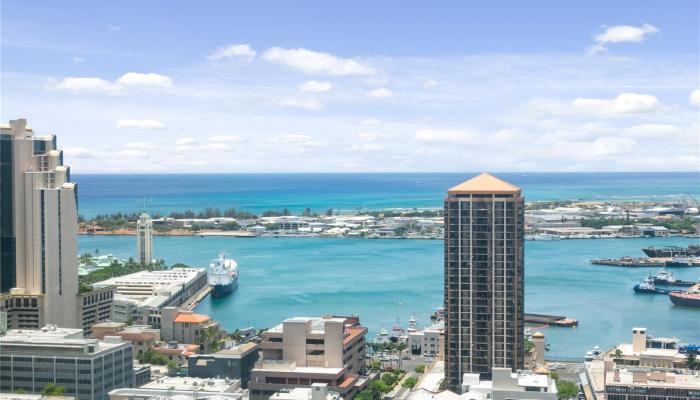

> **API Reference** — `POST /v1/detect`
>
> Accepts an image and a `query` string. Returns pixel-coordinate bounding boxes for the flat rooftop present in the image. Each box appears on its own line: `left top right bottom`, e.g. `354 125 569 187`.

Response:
606 368 700 389
142 376 240 392
5 326 83 339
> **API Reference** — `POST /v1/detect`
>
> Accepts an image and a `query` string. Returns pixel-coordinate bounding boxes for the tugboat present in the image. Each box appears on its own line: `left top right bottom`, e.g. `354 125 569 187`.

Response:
207 253 238 298
652 269 696 286
634 277 670 294
669 283 700 308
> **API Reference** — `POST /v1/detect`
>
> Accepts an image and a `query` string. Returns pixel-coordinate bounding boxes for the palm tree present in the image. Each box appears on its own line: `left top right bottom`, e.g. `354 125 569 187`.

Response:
687 351 697 370
396 342 408 369
230 329 244 343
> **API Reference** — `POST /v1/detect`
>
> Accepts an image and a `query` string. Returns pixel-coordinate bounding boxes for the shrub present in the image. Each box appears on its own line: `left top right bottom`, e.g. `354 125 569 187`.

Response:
414 365 426 373
402 377 418 389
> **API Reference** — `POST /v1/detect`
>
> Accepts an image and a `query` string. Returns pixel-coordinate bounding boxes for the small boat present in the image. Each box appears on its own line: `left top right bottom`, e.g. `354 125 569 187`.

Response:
430 306 445 321
634 277 670 294
652 269 696 286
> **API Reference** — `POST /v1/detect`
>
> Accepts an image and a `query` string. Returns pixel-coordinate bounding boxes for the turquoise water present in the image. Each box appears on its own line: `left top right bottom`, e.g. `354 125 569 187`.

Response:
78 235 700 358
73 172 700 217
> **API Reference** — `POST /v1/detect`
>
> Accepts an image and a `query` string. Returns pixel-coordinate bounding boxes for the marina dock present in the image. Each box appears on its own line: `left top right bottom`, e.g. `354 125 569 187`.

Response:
525 313 578 327
591 257 667 268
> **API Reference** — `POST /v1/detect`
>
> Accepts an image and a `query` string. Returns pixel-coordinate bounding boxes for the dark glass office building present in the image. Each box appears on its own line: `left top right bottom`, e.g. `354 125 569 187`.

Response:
444 173 525 389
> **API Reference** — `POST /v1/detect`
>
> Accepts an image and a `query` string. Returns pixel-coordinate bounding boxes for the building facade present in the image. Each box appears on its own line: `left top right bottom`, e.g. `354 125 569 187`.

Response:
79 286 116 336
188 342 260 388
136 213 153 265
0 119 80 328
0 326 134 400
444 173 525 388
249 316 368 400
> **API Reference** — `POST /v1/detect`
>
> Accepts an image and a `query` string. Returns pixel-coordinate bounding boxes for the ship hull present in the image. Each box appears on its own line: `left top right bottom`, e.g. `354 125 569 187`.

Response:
669 292 700 308
211 279 238 298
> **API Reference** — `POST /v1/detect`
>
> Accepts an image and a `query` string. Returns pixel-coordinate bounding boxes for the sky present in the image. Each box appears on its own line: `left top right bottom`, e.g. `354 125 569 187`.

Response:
2 1 699 173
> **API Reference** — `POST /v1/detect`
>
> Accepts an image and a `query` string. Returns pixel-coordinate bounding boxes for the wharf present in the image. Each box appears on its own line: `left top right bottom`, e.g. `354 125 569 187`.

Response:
525 313 578 327
590 256 667 268
183 285 212 310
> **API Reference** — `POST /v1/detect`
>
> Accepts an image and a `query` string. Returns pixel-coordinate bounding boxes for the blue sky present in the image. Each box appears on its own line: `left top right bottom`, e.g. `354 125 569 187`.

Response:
2 0 699 172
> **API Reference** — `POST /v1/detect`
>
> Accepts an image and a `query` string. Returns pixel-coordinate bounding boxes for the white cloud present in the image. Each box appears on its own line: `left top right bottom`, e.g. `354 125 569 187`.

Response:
124 141 158 150
423 79 438 88
263 47 375 76
203 143 234 151
108 25 121 32
367 88 392 98
414 129 477 145
63 147 95 159
117 149 147 157
269 134 325 147
116 72 173 88
73 57 85 63
50 77 119 94
209 135 245 143
275 97 323 110
587 24 659 54
690 89 700 106
175 137 195 145
572 93 661 116
299 80 333 93
208 44 257 61
357 132 393 141
625 124 679 138
349 143 383 152
589 136 637 157
116 119 166 129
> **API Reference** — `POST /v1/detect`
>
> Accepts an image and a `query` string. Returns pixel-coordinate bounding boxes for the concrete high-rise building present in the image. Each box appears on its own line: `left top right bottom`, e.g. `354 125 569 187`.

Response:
444 173 525 389
0 119 79 328
136 212 153 265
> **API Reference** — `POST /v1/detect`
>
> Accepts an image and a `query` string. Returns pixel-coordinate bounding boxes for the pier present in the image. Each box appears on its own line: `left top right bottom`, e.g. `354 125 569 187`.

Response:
183 285 213 310
525 313 578 327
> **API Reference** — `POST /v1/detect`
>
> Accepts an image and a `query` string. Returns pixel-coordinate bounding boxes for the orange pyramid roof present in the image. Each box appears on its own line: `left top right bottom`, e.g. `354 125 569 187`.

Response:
448 173 521 195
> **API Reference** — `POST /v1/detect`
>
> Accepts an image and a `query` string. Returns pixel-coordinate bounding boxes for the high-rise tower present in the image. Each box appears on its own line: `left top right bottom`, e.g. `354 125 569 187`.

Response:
0 119 79 328
136 212 153 265
443 172 524 389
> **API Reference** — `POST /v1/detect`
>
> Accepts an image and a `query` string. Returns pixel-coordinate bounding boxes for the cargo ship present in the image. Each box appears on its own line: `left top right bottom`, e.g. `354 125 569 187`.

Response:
207 253 238 298
642 245 700 258
669 283 700 308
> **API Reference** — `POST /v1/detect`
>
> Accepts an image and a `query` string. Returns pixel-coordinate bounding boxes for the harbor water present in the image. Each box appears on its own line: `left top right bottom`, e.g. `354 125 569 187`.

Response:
79 234 700 358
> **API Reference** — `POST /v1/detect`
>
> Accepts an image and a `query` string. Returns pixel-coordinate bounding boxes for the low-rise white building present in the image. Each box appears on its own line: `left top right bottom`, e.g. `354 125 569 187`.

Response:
109 376 243 400
270 383 342 400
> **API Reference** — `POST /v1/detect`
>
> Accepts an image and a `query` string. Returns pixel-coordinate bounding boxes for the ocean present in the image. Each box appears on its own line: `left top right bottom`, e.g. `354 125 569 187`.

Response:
74 172 700 358
73 172 700 217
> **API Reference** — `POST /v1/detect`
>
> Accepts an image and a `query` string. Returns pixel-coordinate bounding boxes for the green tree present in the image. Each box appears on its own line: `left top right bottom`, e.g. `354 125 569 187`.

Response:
555 379 579 400
687 351 698 370
42 383 66 396
167 360 180 375
396 342 407 369
614 349 623 359
414 365 426 373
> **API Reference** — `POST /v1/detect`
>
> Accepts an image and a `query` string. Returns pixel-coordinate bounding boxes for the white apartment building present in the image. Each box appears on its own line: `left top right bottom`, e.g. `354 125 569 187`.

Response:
408 320 444 357
136 213 153 265
0 119 79 329
460 368 558 400
270 383 342 400
250 316 368 400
